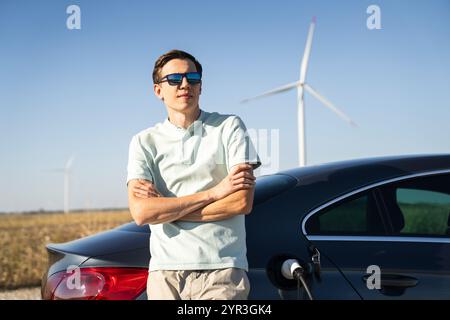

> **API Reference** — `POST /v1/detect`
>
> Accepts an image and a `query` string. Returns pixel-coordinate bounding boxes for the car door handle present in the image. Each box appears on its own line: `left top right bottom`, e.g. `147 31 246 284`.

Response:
362 274 419 288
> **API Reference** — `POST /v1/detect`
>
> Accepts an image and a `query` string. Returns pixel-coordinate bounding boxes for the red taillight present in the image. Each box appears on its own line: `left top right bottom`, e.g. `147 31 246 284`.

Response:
43 267 148 300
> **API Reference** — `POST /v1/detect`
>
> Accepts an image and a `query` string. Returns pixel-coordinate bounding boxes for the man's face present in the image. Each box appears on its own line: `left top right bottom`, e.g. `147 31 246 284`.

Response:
154 58 202 114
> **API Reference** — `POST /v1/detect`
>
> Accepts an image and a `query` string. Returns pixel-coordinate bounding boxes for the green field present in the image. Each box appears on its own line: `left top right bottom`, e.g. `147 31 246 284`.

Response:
0 210 133 290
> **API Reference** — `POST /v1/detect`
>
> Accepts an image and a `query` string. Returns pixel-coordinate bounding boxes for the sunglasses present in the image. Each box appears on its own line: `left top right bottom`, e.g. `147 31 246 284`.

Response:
158 72 202 86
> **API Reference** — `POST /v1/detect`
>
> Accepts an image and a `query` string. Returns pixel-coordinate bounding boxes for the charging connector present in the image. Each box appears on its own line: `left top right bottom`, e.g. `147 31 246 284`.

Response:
281 259 314 300
281 259 303 280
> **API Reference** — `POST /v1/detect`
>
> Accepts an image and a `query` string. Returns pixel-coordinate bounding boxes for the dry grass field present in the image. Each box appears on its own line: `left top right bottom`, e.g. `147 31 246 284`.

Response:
0 210 133 290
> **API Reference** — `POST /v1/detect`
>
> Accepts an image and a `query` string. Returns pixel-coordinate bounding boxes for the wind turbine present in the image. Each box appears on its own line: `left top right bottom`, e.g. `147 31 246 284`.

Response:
241 17 357 167
63 156 74 213
48 155 75 213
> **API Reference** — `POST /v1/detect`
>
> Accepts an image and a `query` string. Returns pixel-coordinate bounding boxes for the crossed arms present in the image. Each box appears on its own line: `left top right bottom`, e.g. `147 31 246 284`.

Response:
128 164 256 225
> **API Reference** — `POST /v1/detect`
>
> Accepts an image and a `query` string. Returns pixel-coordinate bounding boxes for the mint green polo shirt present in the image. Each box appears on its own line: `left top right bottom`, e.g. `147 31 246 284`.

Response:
127 109 261 271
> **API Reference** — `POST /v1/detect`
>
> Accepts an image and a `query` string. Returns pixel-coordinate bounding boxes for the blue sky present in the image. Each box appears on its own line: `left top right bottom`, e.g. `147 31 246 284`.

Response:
1 0 449 212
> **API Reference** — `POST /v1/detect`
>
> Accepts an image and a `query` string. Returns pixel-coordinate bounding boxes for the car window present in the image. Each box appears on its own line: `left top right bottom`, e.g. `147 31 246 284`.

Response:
380 173 450 237
305 191 386 236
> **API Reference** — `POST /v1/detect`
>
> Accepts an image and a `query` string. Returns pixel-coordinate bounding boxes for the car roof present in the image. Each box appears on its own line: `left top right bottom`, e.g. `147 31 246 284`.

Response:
276 154 450 187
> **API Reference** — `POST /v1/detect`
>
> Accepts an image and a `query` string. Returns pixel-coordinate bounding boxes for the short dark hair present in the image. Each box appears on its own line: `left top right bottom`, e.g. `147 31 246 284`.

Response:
152 50 203 84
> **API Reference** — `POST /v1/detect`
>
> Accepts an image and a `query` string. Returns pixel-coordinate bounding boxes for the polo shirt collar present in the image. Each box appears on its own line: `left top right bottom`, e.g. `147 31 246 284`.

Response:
163 109 207 137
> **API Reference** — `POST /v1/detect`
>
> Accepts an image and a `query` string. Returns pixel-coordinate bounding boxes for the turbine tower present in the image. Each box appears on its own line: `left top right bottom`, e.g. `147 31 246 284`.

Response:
63 156 74 213
242 17 357 167
49 156 74 213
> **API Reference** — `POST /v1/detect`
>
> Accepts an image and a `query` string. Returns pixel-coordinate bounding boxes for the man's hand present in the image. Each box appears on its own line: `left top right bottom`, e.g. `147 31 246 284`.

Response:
209 164 255 201
132 179 162 198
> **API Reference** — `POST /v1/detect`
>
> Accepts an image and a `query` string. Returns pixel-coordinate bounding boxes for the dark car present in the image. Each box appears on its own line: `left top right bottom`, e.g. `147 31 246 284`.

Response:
41 154 450 300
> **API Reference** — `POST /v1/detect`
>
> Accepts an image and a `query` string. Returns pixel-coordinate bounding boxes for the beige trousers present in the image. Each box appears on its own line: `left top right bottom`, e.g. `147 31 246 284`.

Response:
147 268 250 300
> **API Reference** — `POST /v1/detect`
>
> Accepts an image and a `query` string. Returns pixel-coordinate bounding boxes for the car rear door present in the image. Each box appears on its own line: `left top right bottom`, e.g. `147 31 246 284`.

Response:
303 171 450 299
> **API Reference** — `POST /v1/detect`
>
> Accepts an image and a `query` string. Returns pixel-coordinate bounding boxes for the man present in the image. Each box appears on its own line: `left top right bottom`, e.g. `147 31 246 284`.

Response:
127 49 261 300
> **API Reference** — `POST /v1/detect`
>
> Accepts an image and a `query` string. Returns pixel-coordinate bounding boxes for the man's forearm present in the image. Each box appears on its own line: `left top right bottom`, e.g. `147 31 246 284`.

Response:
132 190 216 225
179 189 254 222
130 164 256 225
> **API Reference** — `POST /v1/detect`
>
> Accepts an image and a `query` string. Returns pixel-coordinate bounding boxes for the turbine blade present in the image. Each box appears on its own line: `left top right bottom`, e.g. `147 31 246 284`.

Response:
304 83 358 127
299 18 316 84
241 81 301 103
